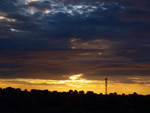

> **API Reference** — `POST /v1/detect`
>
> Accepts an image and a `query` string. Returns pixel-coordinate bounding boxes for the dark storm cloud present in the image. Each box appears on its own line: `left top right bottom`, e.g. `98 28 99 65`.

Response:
28 1 51 10
0 0 150 83
0 0 150 39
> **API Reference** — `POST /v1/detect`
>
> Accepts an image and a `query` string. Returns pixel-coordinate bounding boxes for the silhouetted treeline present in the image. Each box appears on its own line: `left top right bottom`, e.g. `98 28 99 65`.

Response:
0 87 150 113
0 87 143 96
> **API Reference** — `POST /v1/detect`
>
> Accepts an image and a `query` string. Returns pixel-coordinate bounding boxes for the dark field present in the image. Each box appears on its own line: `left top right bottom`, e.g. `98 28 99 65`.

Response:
0 87 150 113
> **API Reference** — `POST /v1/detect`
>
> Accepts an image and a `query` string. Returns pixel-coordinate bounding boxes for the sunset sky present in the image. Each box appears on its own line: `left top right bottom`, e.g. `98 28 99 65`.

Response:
0 0 150 94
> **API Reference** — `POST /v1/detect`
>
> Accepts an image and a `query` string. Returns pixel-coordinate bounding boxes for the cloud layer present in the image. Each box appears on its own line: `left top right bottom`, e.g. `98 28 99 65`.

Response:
0 0 150 86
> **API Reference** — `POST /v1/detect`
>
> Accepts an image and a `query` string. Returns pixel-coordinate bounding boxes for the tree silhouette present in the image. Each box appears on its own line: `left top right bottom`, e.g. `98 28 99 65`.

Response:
79 90 84 95
69 89 73 94
73 90 78 94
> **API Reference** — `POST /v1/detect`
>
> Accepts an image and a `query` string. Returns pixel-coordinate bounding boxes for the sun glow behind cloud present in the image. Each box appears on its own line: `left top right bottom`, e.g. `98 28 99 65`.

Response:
69 74 82 80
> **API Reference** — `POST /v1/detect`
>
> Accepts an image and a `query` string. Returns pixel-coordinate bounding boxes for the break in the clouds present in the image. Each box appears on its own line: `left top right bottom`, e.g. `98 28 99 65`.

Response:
0 0 150 89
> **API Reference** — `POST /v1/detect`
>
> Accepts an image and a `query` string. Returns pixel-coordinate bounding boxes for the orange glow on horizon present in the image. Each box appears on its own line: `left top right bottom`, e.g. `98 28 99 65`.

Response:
0 78 150 95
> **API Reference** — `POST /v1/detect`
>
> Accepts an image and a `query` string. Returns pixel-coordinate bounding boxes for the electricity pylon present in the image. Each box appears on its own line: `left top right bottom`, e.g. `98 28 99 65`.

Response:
105 78 108 95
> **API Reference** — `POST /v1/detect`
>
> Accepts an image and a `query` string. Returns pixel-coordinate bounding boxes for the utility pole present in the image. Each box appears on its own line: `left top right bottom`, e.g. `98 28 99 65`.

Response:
105 78 108 95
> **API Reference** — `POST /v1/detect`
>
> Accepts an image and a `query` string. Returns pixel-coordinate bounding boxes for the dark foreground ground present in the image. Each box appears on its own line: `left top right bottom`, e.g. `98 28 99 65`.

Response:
0 88 150 113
